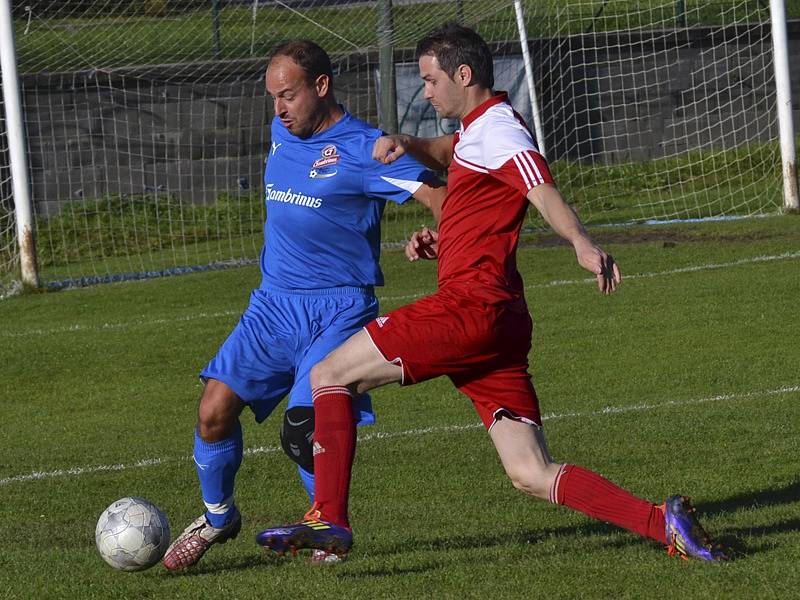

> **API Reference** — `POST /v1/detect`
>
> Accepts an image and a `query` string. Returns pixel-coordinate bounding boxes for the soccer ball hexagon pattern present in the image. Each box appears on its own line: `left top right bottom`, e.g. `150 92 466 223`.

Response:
95 497 171 571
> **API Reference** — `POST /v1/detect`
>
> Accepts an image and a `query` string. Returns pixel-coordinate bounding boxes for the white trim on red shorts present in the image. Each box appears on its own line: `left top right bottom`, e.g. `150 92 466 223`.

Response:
362 325 405 385
487 407 542 433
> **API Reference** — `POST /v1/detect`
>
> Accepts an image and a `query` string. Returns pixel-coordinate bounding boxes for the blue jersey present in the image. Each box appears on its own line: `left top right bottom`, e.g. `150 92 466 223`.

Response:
261 111 433 290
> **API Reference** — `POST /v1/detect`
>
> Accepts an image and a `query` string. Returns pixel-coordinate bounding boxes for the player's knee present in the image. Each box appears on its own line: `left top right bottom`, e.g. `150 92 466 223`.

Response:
280 406 315 472
197 382 242 442
506 465 551 500
309 358 340 390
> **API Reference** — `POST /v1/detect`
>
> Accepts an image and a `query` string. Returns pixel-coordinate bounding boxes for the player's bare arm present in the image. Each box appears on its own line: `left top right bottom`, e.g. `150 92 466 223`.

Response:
411 180 446 223
527 183 621 295
405 227 439 262
372 133 455 171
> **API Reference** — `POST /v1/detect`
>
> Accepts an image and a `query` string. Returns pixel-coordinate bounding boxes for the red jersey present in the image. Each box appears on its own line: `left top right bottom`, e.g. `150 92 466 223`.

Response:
437 92 553 305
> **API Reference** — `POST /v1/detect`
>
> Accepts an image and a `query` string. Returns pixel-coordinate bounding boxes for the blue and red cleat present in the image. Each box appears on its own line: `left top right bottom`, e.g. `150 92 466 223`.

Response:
664 495 727 561
256 513 352 559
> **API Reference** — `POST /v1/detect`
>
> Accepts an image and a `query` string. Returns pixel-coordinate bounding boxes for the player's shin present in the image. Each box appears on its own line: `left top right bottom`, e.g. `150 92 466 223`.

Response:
551 464 667 544
194 423 243 527
309 386 357 529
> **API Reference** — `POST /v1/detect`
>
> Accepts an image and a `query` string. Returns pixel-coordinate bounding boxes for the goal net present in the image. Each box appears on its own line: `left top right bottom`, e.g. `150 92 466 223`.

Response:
526 0 784 225
1 0 788 289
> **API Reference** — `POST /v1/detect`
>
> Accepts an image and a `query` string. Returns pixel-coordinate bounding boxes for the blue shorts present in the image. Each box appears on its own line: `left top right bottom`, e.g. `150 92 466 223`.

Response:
201 284 378 425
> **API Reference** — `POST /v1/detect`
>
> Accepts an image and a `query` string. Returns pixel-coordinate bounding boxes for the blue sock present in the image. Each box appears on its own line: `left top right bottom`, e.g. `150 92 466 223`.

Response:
194 423 243 528
298 465 315 503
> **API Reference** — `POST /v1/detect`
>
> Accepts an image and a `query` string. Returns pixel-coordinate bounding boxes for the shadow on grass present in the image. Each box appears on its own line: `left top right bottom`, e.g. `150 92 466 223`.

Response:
692 481 800 559
361 480 800 563
335 563 441 579
368 522 629 558
165 550 289 576
696 480 800 518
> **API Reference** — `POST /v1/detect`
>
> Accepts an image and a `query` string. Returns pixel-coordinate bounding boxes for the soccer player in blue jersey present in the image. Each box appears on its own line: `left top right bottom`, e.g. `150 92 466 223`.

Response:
162 40 445 570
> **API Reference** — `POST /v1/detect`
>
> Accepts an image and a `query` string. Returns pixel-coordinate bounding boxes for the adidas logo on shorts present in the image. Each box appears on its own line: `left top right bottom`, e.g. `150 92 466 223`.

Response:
312 441 326 456
375 316 389 328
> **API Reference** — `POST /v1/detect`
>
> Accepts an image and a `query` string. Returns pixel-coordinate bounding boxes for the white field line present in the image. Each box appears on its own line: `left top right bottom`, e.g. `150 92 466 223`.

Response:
3 250 798 340
379 249 800 302
2 384 797 488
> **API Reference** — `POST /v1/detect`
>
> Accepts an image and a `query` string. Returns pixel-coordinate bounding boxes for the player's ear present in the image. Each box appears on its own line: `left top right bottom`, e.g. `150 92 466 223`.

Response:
455 64 473 88
315 73 330 98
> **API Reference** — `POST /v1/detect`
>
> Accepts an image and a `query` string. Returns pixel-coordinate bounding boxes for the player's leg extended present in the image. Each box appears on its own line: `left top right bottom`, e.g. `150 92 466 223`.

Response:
163 379 244 570
256 329 400 556
310 329 401 524
491 416 667 541
490 417 724 559
488 416 560 499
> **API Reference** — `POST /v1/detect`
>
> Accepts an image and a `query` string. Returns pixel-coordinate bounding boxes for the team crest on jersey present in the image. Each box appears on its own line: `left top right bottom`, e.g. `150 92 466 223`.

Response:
309 144 339 179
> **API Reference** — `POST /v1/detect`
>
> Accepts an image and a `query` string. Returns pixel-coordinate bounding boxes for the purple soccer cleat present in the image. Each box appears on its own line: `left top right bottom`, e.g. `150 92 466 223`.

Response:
664 495 727 561
256 516 352 559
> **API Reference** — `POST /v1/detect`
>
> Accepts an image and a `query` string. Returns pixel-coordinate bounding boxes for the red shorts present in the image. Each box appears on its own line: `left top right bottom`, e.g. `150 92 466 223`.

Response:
364 285 541 429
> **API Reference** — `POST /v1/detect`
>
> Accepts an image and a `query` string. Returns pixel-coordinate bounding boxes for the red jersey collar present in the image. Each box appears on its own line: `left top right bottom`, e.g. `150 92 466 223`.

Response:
461 91 508 130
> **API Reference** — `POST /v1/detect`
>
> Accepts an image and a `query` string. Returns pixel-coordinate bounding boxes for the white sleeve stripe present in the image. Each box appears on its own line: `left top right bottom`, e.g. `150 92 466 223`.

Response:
512 154 532 190
518 151 542 185
515 152 539 187
521 150 544 184
379 175 423 194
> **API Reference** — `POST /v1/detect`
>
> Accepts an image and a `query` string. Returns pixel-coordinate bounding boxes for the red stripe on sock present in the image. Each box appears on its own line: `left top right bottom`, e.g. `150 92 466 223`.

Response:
554 465 667 544
311 386 356 529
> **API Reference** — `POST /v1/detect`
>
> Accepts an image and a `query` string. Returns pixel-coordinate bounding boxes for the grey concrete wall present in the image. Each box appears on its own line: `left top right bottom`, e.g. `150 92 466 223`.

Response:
16 23 800 215
21 58 377 215
534 23 793 164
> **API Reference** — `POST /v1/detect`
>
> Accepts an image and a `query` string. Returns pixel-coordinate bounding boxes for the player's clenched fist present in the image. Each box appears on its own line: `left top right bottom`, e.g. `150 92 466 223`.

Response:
373 134 409 164
405 227 439 261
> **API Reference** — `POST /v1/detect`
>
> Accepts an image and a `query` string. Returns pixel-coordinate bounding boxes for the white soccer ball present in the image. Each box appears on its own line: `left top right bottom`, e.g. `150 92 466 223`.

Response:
95 497 171 571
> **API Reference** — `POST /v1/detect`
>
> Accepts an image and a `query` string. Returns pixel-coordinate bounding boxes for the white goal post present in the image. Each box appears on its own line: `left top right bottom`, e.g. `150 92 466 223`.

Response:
0 0 797 294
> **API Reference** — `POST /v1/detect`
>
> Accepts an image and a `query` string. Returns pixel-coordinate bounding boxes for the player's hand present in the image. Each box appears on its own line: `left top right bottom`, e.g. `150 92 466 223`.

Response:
573 237 621 294
373 134 409 164
405 227 439 261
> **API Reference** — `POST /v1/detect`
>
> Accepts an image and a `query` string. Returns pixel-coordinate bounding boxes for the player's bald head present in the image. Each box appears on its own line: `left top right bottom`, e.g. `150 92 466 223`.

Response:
269 39 334 89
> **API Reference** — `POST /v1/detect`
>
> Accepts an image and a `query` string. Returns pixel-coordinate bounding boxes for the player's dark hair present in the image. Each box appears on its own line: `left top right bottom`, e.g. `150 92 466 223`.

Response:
270 39 334 87
416 23 494 89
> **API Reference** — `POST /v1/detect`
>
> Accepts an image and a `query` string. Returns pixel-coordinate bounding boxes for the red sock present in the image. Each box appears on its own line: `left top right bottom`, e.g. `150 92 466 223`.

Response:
552 464 667 544
309 386 356 529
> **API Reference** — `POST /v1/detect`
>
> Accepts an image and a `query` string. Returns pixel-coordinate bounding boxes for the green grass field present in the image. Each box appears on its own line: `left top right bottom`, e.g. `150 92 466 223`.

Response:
1 215 799 598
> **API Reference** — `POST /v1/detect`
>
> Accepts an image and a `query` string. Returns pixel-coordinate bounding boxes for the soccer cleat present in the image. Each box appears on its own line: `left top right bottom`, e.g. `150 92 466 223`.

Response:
161 509 241 571
664 495 727 561
256 516 352 559
310 549 344 565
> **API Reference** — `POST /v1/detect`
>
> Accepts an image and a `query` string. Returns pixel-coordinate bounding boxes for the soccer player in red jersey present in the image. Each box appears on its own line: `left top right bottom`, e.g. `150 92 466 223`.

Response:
257 23 726 562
